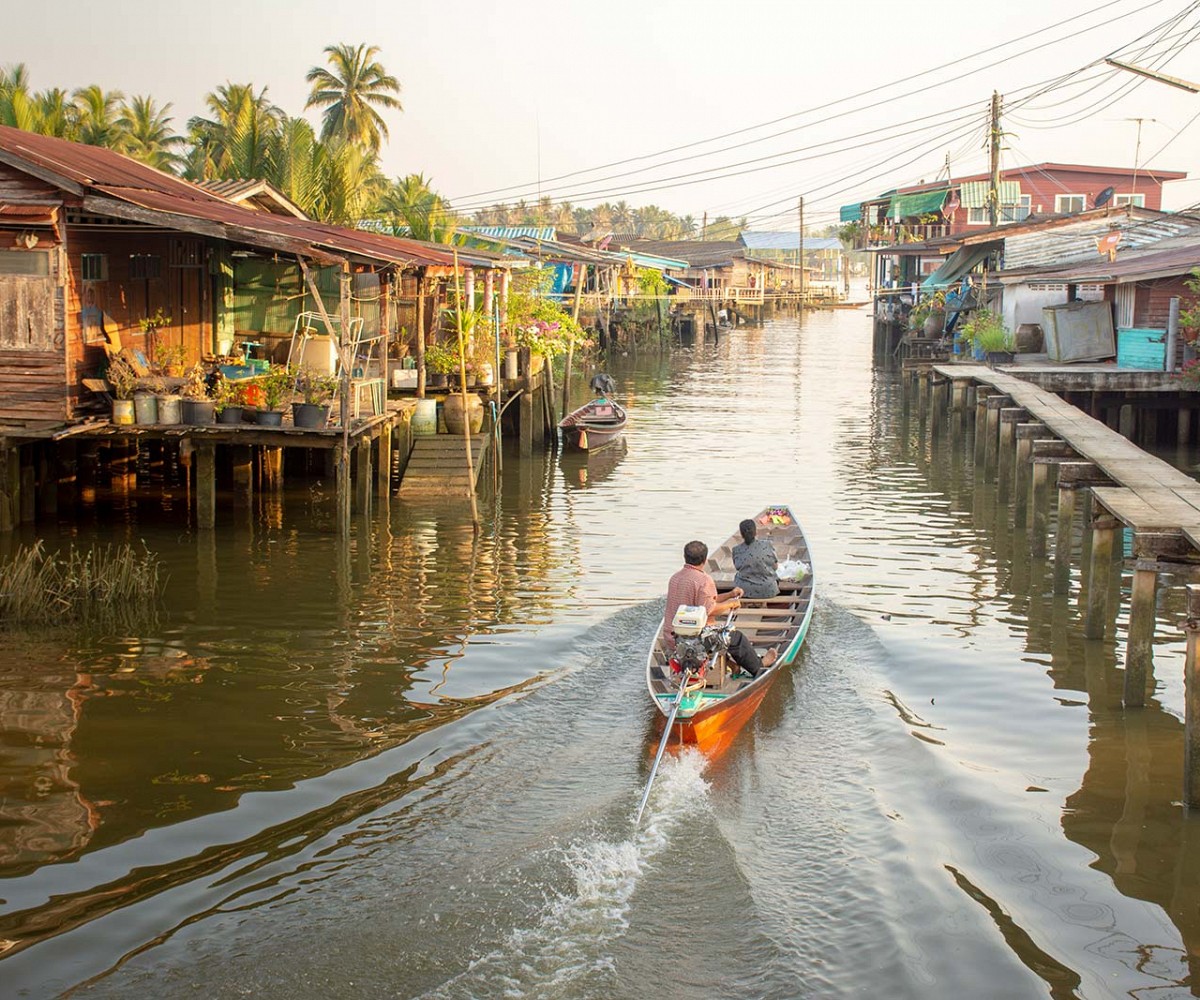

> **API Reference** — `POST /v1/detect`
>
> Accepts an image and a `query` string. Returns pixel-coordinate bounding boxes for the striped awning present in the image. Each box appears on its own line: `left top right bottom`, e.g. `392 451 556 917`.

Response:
839 202 863 222
959 180 1021 208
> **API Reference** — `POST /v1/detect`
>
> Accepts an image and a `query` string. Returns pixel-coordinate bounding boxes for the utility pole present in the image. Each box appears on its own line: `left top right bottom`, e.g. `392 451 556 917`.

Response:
798 196 805 308
1124 117 1157 196
701 211 707 240
988 91 1002 227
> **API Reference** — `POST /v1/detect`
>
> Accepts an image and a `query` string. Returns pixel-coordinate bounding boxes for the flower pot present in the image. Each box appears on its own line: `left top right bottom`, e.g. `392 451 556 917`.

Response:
182 399 216 425
428 372 447 389
157 393 182 425
133 392 158 425
256 409 284 427
465 374 477 388
476 362 494 386
443 392 484 436
112 399 135 425
986 350 1015 366
216 406 244 425
292 401 330 429
504 350 518 380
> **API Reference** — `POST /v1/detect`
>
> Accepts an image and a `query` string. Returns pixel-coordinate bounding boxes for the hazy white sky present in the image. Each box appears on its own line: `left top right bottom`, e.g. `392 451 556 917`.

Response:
6 0 1200 225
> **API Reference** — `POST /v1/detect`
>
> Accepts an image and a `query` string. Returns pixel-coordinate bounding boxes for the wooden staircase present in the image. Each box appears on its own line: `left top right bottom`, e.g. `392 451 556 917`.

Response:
398 433 488 497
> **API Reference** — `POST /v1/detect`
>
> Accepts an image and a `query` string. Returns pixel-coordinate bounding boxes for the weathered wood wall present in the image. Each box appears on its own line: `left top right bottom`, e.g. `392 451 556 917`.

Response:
0 243 67 424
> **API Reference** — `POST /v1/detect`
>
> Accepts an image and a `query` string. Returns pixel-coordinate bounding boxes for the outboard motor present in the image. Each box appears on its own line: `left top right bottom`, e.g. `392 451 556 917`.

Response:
590 372 616 397
668 605 723 685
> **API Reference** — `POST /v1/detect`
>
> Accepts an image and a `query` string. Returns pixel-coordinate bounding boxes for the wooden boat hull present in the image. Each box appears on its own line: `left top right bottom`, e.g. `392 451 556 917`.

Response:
646 506 814 758
559 397 627 453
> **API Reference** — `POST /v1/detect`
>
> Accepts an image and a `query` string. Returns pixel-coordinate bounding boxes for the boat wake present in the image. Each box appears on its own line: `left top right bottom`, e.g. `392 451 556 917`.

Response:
424 749 710 999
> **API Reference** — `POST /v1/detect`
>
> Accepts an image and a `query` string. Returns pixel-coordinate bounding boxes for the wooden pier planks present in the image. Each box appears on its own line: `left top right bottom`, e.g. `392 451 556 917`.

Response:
397 434 488 498
938 364 1200 540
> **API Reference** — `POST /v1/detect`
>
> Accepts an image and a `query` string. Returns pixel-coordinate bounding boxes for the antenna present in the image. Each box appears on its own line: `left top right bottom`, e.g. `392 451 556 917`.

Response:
1120 117 1159 196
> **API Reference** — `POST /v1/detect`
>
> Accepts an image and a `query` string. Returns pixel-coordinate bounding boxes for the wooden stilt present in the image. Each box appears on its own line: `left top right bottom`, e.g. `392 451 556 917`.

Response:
1184 584 1200 807
58 441 77 509
1031 459 1050 558
1124 561 1158 708
1119 404 1135 440
377 422 392 498
37 446 56 517
951 380 967 411
997 408 1025 503
1084 507 1119 639
19 451 35 524
232 445 253 498
0 445 15 533
1013 423 1043 528
983 395 1009 482
261 447 283 490
196 443 216 530
973 389 993 467
354 437 372 516
519 387 533 458
1053 484 1077 594
336 441 351 537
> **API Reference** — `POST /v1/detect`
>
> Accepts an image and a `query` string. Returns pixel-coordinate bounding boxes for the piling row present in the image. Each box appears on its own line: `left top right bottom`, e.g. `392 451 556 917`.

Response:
910 363 1200 807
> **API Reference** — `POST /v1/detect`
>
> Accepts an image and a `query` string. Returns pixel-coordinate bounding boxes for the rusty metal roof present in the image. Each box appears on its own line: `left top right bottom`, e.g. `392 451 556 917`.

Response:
999 233 1200 284
0 125 507 270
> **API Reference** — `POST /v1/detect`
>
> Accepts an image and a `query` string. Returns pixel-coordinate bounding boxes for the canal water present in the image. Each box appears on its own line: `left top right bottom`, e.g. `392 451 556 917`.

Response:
3 309 1200 999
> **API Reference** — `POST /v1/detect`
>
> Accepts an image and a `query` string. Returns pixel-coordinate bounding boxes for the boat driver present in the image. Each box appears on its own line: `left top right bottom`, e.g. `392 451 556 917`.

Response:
663 540 778 678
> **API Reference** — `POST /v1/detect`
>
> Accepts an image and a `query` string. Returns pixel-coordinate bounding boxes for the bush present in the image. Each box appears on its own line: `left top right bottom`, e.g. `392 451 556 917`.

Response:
961 309 1012 352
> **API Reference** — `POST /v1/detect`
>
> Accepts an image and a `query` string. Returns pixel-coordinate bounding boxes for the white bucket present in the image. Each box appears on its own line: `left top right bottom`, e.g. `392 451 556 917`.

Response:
412 398 438 436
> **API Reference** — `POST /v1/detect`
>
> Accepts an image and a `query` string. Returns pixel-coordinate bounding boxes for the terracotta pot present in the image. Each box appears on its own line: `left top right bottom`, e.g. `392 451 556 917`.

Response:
443 392 484 435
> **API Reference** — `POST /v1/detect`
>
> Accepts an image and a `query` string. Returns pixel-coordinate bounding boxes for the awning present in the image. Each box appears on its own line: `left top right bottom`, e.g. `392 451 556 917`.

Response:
959 180 1020 208
839 202 863 222
921 242 998 289
0 202 58 225
892 189 949 219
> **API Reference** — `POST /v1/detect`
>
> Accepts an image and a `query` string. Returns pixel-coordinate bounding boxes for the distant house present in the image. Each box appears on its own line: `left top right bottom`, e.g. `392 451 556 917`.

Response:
739 231 845 284
844 163 1187 253
194 178 309 219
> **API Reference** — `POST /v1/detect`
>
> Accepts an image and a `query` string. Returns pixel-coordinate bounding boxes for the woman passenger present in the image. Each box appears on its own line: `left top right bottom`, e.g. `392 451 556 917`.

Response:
732 518 779 599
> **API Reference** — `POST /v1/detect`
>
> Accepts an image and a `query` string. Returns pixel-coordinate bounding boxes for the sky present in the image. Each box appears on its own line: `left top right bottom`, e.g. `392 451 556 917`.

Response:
6 0 1200 228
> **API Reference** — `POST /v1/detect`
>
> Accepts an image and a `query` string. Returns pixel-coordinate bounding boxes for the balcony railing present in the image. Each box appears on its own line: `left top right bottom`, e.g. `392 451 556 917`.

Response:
857 222 953 249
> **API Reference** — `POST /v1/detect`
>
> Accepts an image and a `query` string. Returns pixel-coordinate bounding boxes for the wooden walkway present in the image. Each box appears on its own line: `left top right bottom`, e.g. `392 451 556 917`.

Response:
398 433 488 498
935 365 1200 548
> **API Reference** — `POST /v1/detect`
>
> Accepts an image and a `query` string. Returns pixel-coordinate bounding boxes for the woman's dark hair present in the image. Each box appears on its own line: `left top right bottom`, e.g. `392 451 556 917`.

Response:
739 519 757 544
683 540 708 566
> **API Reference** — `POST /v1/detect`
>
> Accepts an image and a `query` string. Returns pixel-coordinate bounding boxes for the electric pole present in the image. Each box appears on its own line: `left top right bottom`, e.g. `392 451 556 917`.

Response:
798 196 805 307
988 91 1002 227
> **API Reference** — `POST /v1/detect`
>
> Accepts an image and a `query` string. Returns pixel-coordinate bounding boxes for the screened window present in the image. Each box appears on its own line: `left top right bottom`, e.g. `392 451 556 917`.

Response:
1114 193 1145 207
0 249 50 276
129 254 162 280
1055 194 1086 214
967 195 1032 224
81 253 108 280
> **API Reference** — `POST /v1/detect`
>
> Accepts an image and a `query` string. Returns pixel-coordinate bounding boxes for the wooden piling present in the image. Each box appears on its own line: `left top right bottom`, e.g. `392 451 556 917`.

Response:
37 447 56 518
1053 484 1078 594
1031 459 1051 558
1184 584 1200 807
336 441 351 537
0 444 16 533
1083 506 1119 640
196 443 216 530
997 408 1026 503
58 440 77 509
519 387 534 458
983 395 1009 482
1013 423 1044 528
261 447 283 491
1124 560 1158 708
232 445 254 498
950 379 967 412
377 422 392 499
354 437 372 516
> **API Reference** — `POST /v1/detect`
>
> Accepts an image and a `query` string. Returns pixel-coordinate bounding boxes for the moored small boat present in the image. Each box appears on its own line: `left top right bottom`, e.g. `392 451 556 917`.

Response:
645 506 815 757
559 396 627 453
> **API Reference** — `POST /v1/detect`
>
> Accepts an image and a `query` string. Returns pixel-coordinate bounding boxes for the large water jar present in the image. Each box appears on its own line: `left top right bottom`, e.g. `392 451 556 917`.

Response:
412 398 438 436
443 393 484 436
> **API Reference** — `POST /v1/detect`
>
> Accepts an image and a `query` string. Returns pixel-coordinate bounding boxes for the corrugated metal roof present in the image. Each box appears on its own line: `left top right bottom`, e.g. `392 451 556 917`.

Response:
1000 233 1200 284
0 125 507 270
740 232 842 251
610 239 743 269
461 225 556 241
1001 209 1200 271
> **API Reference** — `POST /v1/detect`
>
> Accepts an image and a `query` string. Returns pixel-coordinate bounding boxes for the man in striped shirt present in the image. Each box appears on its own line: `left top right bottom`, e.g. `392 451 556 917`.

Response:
663 540 777 677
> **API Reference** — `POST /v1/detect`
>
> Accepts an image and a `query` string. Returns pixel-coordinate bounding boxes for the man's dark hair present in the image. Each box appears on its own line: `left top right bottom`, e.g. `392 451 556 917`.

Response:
739 519 757 544
683 540 708 566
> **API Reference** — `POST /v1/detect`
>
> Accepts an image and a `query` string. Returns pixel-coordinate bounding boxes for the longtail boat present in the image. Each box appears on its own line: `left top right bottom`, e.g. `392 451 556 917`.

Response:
645 506 814 757
559 396 627 453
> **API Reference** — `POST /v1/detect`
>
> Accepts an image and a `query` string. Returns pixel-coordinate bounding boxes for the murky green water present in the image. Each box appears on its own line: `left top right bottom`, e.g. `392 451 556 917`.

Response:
3 310 1200 998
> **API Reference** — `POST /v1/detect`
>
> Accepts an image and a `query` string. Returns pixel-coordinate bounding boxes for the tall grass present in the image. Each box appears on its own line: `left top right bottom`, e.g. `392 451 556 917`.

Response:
0 541 164 630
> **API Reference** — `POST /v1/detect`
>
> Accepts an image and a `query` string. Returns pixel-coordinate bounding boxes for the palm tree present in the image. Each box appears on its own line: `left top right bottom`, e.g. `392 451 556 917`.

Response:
305 43 402 151
377 172 454 242
117 95 184 172
74 85 124 147
316 138 384 224
0 64 37 132
186 83 281 181
34 88 75 138
267 116 324 217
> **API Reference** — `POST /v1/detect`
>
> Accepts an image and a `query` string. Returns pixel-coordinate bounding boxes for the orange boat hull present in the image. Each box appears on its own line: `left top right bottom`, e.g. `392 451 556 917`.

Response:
661 671 778 759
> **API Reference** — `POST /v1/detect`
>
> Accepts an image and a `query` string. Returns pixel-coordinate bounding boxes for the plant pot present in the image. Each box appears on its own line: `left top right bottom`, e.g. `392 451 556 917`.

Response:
476 362 494 386
504 350 518 380
112 399 135 425
986 350 1015 366
133 392 158 425
972 345 986 361
256 409 284 427
157 393 182 425
443 392 484 436
216 406 244 425
182 399 216 425
465 374 477 388
428 372 447 389
292 401 330 428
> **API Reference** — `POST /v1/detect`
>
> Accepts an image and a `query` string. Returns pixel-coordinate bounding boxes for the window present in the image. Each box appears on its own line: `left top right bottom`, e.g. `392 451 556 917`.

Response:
129 254 162 280
967 195 1032 224
1114 193 1145 207
0 249 50 276
1056 194 1086 214
80 253 108 281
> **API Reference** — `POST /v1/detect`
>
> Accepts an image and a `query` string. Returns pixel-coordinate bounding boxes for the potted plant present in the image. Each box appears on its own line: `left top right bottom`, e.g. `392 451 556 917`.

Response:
138 307 171 366
425 344 456 388
155 343 188 379
107 355 138 425
293 368 338 428
180 365 215 424
134 376 161 425
214 377 244 424
962 309 1014 364
255 365 294 426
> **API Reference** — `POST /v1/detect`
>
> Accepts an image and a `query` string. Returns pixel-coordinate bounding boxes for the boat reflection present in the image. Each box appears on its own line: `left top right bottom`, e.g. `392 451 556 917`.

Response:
558 437 628 490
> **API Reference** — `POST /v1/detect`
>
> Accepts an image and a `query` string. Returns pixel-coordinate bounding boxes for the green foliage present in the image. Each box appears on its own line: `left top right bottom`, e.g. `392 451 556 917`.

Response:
295 367 338 405
637 267 667 296
259 365 295 411
305 43 402 152
424 344 458 374
105 355 139 400
961 309 1012 352
1178 268 1200 344
908 291 947 332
